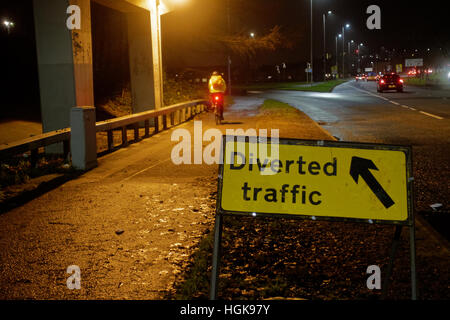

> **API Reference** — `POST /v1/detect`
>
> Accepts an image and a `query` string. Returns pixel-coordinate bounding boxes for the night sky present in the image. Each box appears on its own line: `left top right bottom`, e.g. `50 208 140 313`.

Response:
162 0 450 67
0 0 449 111
1 0 39 113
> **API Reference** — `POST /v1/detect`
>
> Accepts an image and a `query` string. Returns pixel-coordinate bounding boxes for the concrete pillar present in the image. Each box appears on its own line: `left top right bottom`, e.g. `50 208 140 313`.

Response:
70 0 95 107
154 6 164 107
150 1 164 128
127 10 160 116
33 0 94 152
70 106 97 170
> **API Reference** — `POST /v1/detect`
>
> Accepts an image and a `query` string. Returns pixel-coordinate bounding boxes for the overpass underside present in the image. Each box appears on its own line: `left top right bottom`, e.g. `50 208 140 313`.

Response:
33 0 164 151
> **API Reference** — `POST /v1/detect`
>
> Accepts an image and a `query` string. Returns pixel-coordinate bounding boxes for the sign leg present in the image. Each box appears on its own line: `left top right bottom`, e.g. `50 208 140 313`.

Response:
210 213 223 300
381 225 402 299
409 223 417 300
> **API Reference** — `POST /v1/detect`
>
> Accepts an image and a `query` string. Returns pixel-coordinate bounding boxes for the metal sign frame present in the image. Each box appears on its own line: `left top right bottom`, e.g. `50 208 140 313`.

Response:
210 136 417 300
405 58 424 67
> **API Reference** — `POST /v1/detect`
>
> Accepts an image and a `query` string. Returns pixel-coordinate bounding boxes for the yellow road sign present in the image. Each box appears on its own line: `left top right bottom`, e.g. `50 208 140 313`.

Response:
219 138 412 224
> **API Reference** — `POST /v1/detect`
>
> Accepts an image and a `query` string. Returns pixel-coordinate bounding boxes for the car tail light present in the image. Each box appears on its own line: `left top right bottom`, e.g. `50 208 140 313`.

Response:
399 79 404 83
380 79 385 84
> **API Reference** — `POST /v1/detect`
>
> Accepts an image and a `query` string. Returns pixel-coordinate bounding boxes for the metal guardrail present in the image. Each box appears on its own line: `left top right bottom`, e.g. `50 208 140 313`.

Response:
96 99 208 151
0 99 208 164
0 128 70 167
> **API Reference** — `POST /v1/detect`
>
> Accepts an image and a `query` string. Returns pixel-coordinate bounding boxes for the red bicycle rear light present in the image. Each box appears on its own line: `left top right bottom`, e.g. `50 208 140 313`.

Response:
215 96 220 101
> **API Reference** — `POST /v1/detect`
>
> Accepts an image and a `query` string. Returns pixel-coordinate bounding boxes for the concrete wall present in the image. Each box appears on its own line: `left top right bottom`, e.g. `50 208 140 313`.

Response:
33 0 77 133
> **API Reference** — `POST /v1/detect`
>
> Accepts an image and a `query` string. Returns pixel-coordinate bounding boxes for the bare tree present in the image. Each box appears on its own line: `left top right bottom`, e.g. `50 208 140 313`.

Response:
218 25 293 58
216 25 294 82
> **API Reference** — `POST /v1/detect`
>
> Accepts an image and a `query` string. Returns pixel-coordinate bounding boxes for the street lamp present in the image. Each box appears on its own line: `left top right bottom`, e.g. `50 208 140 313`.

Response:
323 10 332 81
250 32 255 38
3 20 14 35
342 23 350 78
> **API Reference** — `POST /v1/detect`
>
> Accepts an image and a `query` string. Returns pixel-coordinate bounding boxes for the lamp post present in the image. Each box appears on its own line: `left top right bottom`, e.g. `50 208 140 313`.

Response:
336 34 341 78
348 40 354 75
310 0 313 84
248 32 255 83
323 11 332 81
358 43 363 74
342 24 350 78
227 0 231 95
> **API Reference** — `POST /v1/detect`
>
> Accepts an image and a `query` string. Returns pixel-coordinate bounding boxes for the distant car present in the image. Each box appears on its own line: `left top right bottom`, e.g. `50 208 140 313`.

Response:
355 74 366 81
407 69 417 77
377 73 404 93
366 72 377 81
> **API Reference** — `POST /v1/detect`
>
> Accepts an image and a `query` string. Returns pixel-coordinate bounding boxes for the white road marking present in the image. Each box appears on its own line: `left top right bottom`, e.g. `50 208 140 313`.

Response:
247 91 263 94
348 83 444 119
120 158 172 182
419 111 444 120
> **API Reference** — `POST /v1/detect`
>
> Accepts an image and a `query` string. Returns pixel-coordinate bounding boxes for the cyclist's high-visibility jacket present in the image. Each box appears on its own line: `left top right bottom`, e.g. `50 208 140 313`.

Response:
208 75 227 93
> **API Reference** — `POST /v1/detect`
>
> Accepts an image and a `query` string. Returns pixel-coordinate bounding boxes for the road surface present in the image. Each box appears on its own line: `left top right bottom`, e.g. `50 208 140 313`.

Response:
258 80 450 238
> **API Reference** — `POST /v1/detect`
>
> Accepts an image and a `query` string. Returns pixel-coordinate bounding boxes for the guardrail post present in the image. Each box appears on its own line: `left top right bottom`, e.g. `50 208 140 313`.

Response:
63 140 70 163
181 108 186 123
154 117 159 133
30 149 39 168
134 124 140 141
70 106 97 170
122 126 128 146
107 130 114 151
163 114 167 130
144 120 150 137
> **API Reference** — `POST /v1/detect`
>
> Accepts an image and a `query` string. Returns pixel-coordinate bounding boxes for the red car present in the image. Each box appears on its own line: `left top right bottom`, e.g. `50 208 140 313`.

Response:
377 73 404 93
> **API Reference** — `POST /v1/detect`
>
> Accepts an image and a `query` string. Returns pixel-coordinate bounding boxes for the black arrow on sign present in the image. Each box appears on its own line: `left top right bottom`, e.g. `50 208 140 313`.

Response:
350 156 395 209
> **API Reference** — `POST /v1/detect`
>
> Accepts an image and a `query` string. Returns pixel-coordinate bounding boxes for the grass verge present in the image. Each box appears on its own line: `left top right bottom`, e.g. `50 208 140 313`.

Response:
234 82 307 91
279 79 347 92
258 99 302 118
235 80 347 92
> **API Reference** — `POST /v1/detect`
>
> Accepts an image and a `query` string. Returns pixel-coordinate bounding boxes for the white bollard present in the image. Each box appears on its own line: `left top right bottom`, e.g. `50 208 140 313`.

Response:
70 106 97 170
